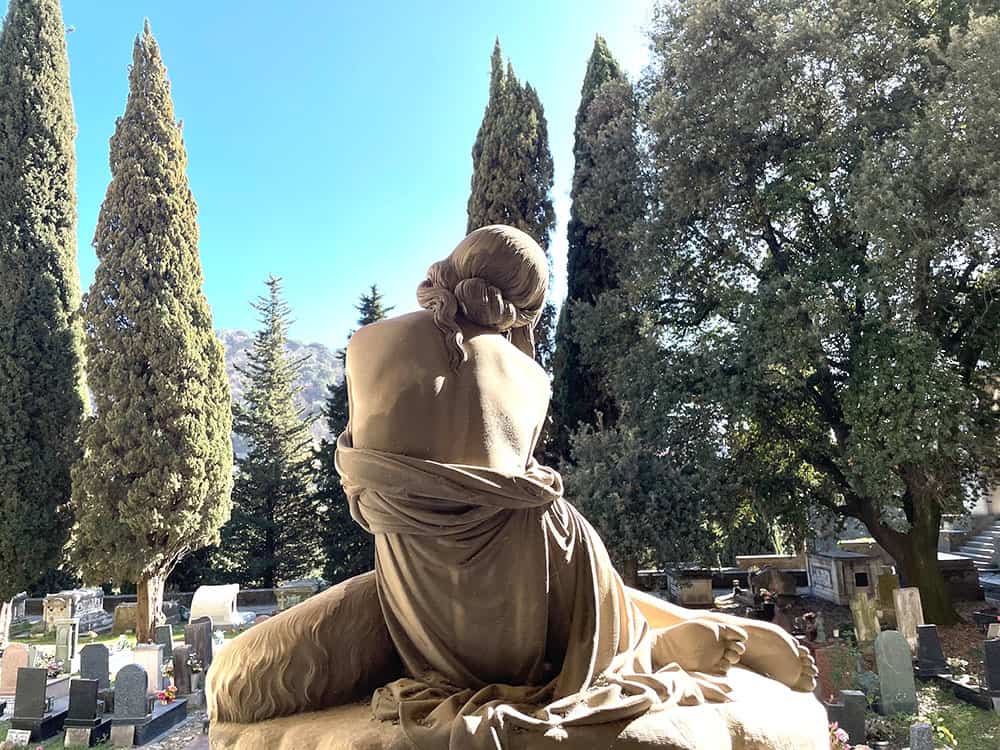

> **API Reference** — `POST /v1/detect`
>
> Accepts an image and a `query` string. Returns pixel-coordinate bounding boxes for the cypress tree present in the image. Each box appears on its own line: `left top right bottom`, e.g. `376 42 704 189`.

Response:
0 0 86 613
467 39 556 370
71 21 232 642
223 276 321 588
550 37 643 460
318 285 391 583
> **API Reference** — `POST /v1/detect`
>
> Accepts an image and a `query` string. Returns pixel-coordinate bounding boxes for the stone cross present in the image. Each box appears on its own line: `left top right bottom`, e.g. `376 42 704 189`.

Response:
849 593 881 644
185 616 215 672
113 664 151 723
893 587 924 652
0 643 30 695
80 643 111 690
12 667 47 720
909 721 933 750
823 689 865 746
915 624 950 678
133 643 164 691
154 624 174 659
875 630 917 715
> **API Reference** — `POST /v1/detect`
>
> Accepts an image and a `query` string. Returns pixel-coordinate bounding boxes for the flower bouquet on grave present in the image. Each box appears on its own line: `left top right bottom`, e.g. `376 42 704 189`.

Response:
828 722 849 750
162 661 174 678
187 650 203 673
157 684 177 705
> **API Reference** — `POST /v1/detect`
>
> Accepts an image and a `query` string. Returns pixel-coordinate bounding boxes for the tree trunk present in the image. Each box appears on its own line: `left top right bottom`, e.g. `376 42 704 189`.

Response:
621 557 639 588
136 573 165 643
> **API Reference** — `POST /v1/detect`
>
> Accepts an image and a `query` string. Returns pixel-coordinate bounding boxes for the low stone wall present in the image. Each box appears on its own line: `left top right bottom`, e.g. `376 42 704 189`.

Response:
25 587 279 617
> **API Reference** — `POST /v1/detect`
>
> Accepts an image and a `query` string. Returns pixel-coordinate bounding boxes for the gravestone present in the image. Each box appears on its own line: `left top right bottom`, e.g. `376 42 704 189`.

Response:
43 589 105 634
54 618 80 667
154 624 174 659
909 722 933 750
80 643 111 691
12 667 47 720
65 678 101 727
112 603 137 635
133 643 164 691
110 664 151 748
1 643 30 695
875 630 917 715
985 637 1000 698
162 600 181 625
915 624 950 678
893 587 924 652
172 645 193 695
849 593 881 644
876 571 899 626
824 689 865 746
184 616 214 672
988 622 1000 640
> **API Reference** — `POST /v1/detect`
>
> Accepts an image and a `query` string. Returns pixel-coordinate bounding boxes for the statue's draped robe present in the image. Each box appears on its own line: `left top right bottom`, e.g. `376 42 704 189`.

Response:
335 433 720 750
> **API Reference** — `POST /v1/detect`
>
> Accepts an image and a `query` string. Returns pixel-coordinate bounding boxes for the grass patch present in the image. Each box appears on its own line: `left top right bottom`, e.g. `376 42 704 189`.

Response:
868 682 1000 750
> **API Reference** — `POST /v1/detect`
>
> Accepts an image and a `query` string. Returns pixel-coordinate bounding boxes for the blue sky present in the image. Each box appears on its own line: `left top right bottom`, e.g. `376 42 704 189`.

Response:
23 1 653 349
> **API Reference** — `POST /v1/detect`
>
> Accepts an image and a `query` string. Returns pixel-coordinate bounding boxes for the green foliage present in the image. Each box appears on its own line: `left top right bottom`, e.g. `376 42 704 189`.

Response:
603 0 1000 620
318 285 391 584
467 39 556 370
222 277 321 588
0 0 86 602
551 37 643 460
72 21 233 589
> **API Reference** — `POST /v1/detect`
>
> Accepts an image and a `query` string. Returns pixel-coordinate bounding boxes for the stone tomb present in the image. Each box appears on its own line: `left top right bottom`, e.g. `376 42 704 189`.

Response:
189 585 246 629
275 578 326 612
111 664 187 747
63 678 112 747
184 616 215 672
43 589 110 635
1 642 30 697
893 587 925 653
9 667 68 742
915 624 950 678
807 550 883 606
664 567 714 608
875 630 917 715
112 603 137 635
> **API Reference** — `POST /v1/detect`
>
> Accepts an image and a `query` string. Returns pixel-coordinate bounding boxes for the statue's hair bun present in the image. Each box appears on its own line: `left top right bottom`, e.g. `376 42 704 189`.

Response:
454 277 518 332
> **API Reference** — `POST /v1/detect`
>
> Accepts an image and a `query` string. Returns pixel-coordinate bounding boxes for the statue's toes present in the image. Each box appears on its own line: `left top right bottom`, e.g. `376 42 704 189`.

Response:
791 646 818 692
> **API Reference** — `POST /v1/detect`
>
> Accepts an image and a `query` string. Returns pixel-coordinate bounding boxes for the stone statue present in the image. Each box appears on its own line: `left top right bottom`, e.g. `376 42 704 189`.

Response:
208 226 827 749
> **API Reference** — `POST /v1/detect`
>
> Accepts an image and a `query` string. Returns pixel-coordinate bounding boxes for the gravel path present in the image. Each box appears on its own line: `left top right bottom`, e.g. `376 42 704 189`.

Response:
141 708 208 750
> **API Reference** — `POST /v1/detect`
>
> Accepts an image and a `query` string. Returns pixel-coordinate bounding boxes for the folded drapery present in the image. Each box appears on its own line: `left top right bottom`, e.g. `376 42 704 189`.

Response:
335 432 730 750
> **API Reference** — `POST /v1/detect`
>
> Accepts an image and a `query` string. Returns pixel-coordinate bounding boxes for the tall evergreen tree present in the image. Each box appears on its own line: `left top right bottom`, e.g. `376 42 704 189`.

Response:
223 276 321 588
318 285 392 583
72 21 232 642
0 0 86 617
467 39 556 370
551 37 643 461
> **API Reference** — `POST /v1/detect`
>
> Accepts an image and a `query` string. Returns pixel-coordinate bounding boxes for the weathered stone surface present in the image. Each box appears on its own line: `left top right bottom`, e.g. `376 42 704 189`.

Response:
80 643 110 691
0 642 30 695
184 617 214 672
133 644 164 692
909 721 933 750
54 618 80 666
849 593 881 644
875 630 917 715
893 587 924 653
112 603 137 635
114 664 150 722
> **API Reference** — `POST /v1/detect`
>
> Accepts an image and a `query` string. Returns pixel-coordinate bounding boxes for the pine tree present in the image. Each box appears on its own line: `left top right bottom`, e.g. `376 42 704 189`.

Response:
0 0 86 610
467 39 556 370
71 21 232 642
223 276 321 588
318 285 391 584
550 37 643 461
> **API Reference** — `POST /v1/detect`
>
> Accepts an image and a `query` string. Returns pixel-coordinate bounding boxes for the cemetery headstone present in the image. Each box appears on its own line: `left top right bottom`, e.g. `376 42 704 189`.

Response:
133 643 164 691
876 571 899 626
172 644 193 696
54 618 80 667
12 667 47 720
988 622 1000 640
1 643 30 695
65 678 100 727
185 616 214 672
850 593 881 644
824 689 865 746
154 624 174 659
162 600 181 625
112 603 137 635
908 722 933 750
875 630 917 715
80 643 111 690
985 637 1000 698
113 664 150 723
915 624 950 678
893 587 924 652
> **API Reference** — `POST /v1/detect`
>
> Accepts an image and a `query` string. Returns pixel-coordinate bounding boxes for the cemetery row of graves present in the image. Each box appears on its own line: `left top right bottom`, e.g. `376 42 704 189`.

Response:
0 580 323 748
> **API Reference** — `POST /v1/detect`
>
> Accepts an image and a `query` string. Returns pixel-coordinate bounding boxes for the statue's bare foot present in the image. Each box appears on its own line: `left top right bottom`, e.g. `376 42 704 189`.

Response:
652 619 747 675
792 644 818 692
713 617 817 692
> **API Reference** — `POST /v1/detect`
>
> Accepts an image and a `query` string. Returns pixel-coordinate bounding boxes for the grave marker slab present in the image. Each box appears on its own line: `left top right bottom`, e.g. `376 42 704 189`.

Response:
54 618 80 667
66 678 100 727
1 643 30 695
985 638 1000 698
849 593 881 644
909 722 933 750
113 664 150 724
916 624 950 678
824 689 865 746
80 643 110 691
132 644 164 693
13 667 47 720
893 587 924 652
184 616 214 672
875 630 917 715
172 645 193 696
988 623 1000 640
154 624 174 659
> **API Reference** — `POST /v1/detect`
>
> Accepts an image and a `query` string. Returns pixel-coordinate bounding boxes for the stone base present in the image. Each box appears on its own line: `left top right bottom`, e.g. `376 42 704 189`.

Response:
134 699 188 745
111 724 136 748
10 706 69 742
64 718 112 747
210 668 828 750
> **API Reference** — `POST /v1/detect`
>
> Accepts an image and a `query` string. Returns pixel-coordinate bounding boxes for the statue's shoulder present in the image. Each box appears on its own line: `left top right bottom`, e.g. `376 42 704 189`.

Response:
346 311 443 369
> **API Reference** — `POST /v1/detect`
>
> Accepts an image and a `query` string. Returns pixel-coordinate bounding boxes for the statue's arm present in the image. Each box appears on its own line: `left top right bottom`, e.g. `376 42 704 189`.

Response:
207 572 401 724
